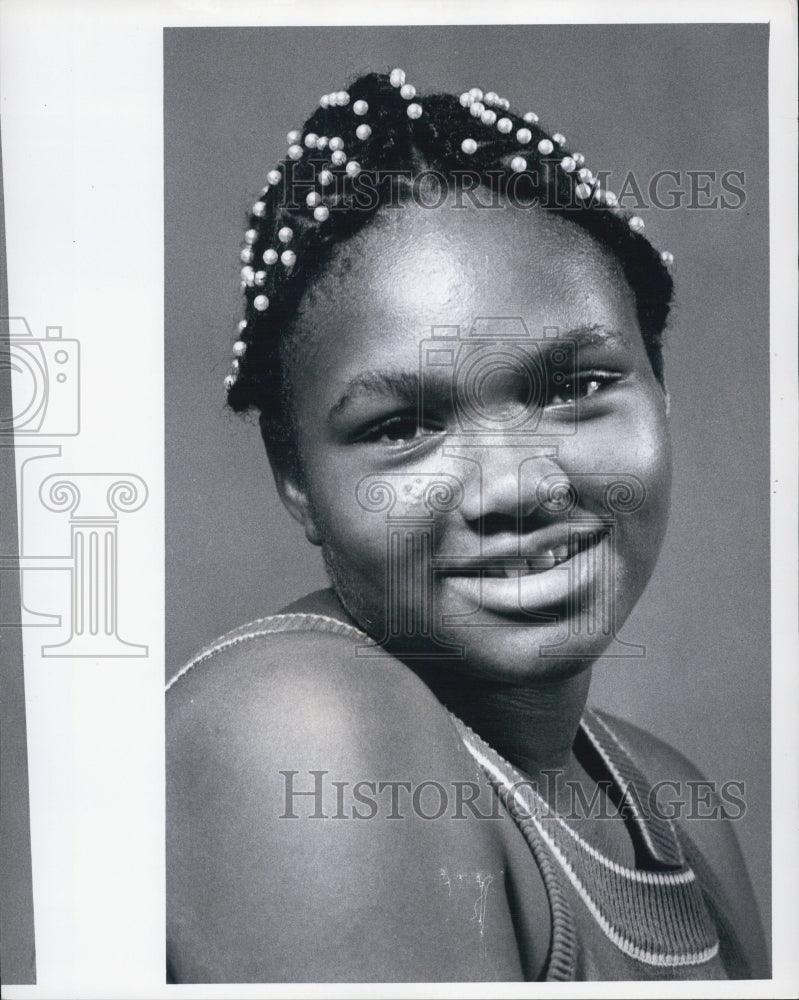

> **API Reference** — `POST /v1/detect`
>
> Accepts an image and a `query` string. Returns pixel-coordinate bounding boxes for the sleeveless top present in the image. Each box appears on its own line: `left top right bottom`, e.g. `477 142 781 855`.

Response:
168 611 755 982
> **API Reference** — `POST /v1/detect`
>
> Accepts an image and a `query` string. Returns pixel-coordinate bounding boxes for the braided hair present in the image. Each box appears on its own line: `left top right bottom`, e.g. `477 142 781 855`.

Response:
226 70 673 447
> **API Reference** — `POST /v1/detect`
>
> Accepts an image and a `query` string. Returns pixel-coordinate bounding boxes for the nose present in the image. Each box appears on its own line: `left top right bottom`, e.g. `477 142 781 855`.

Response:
448 442 564 534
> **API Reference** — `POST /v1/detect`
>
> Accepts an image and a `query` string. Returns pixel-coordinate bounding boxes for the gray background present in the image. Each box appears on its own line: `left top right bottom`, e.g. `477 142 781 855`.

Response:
165 24 770 951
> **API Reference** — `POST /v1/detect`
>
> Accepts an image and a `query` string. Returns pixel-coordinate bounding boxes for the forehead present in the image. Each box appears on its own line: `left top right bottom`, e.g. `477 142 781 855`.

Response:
291 200 643 378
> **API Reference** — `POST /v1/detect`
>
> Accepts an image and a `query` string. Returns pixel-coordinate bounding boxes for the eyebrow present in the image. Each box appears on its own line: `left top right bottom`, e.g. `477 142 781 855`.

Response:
327 325 631 421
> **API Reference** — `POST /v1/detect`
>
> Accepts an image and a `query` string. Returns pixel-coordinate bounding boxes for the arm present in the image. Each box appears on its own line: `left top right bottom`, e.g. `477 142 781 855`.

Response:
167 631 544 982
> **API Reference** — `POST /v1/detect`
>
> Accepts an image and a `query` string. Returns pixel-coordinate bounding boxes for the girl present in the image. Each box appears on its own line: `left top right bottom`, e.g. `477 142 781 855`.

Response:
166 69 768 982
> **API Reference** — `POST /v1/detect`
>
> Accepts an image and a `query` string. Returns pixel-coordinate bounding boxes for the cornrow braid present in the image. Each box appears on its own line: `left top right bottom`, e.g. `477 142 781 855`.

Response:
225 69 673 439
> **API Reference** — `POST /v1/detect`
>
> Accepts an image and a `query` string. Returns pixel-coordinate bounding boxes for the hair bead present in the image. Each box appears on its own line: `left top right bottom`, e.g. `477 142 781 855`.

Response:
353 100 368 116
319 95 330 109
577 167 594 183
318 169 334 186
252 201 266 217
604 190 618 206
306 191 322 208
560 155 576 172
552 132 566 145
497 117 513 134
537 138 554 155
575 182 593 200
253 294 269 311
237 319 247 333
287 144 303 161
469 102 485 118
313 205 330 222
316 135 329 150
389 68 406 87
480 109 497 126
400 83 416 100
345 160 361 177
468 87 483 101
263 248 279 265
278 226 294 243
329 136 344 151
629 216 645 233
355 124 372 140
232 340 247 357
336 91 350 105
484 91 499 105
224 373 236 390
241 265 255 285
461 138 477 155
287 129 301 144
573 152 585 167
266 169 281 185
661 250 674 265
459 92 473 107
331 149 347 166
510 156 527 172
523 111 539 124
406 103 423 119
516 128 532 144
304 133 318 148
254 270 266 286
240 248 253 263
280 250 296 267
243 229 258 245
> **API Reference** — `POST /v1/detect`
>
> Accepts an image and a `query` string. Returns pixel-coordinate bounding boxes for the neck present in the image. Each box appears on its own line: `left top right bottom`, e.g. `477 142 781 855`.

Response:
411 662 592 791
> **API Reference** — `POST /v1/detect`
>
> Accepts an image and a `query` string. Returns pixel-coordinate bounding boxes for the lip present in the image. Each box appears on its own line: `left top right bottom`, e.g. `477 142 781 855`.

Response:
436 528 610 618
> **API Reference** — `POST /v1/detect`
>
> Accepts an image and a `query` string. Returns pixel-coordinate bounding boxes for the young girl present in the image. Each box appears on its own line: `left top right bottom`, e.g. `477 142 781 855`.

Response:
166 69 768 982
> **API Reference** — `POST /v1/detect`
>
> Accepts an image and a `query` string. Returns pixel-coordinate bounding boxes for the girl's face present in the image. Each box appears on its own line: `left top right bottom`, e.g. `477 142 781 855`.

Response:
275 200 671 681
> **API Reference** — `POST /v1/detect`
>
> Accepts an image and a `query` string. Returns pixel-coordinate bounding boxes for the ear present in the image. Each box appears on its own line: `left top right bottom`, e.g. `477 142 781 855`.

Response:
266 450 322 546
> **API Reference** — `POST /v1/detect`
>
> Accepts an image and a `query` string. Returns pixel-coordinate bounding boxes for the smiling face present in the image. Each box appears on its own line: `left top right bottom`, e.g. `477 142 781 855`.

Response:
271 198 672 682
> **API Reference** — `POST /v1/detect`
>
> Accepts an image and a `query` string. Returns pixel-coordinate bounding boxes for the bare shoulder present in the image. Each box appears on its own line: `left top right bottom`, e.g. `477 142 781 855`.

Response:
167 626 537 982
595 711 769 976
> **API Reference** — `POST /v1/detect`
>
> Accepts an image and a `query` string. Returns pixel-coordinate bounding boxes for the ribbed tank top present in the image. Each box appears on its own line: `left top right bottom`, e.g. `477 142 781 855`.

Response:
168 611 751 981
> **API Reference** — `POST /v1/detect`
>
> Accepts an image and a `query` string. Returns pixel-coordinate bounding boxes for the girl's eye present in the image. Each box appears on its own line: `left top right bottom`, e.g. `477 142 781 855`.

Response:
361 415 442 445
548 372 617 406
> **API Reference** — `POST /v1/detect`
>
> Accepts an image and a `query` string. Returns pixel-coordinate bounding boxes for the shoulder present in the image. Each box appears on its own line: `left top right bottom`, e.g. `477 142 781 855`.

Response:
591 710 769 976
167 615 537 981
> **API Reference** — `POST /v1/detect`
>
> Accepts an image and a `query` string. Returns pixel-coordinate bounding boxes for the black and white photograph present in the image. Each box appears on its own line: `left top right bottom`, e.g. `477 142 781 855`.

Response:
1 2 797 996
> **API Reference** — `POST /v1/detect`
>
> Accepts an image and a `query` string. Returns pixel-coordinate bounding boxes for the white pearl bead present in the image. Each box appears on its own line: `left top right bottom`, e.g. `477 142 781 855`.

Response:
400 83 416 100
523 111 539 124
240 248 253 263
252 201 266 217
560 156 576 173
406 103 423 119
240 265 254 284
244 228 257 244
316 136 329 150
345 160 361 177
604 190 618 206
278 226 293 243
353 100 368 116
573 152 585 167
484 91 498 106
266 169 281 185
306 191 321 207
498 98 510 110
390 68 406 87
629 216 645 233
287 144 303 161
577 167 593 182
304 133 318 148
468 87 483 101
224 374 236 390
661 250 674 265
230 359 240 373
355 124 371 140
537 139 554 155
552 132 566 145
461 138 477 155
263 248 278 264
481 109 497 126
331 149 347 166
233 340 247 357
287 129 301 144
516 128 532 144
575 183 592 200
253 294 269 311
469 102 485 118
336 91 349 105
497 118 513 134
459 92 473 107
510 156 527 172
320 95 330 109
318 169 334 186
313 205 330 222
237 319 247 332
329 136 344 151
254 270 266 286
280 250 296 266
